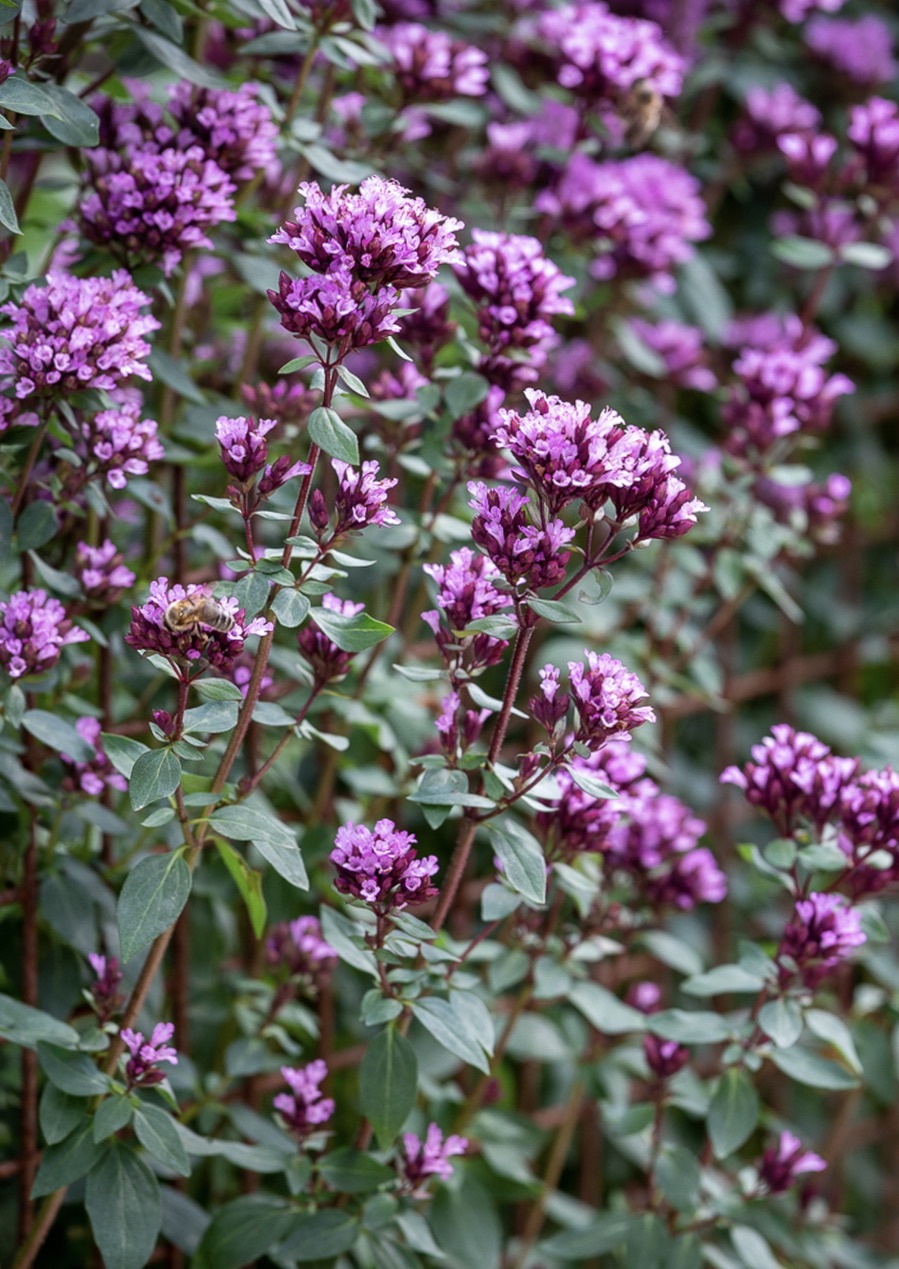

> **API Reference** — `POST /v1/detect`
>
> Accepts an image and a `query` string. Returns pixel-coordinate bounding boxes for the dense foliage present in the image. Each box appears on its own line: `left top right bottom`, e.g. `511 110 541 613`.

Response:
1 0 899 1266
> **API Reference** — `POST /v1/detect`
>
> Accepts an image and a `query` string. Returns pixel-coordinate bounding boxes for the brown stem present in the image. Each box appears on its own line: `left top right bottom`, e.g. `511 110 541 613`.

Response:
11 417 50 518
17 819 39 1241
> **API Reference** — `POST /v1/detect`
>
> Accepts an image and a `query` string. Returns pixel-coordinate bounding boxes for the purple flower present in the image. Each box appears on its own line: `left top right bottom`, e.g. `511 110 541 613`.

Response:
73 397 164 491
75 540 136 602
453 231 575 391
270 177 463 291
125 577 272 679
266 916 337 979
121 1022 178 1088
330 818 439 911
627 318 717 391
167 81 279 182
778 892 866 988
297 593 366 683
847 96 899 196
468 482 575 591
268 266 404 355
759 1131 827 1193
216 414 275 481
723 315 854 457
434 690 490 756
399 1124 468 1196
643 1034 689 1080
0 589 89 679
0 271 158 427
395 282 457 373
627 980 661 1013
720 724 858 836
331 459 400 535
62 717 128 798
530 664 571 737
568 652 655 748
80 144 236 277
837 767 899 896
537 152 710 293
422 546 515 674
534 2 684 105
734 82 822 153
536 742 645 856
87 953 124 1023
377 23 489 102
754 471 852 546
779 0 844 23
274 1060 335 1140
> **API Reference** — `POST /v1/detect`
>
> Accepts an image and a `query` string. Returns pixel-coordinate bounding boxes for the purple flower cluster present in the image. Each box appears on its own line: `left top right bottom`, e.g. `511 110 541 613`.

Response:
534 2 683 106
536 743 646 855
0 271 158 429
806 16 897 86
268 178 462 359
330 818 439 911
779 0 844 23
125 578 272 678
723 315 854 457
265 915 337 979
777 893 865 989
759 1131 827 1194
297 593 366 684
434 689 490 755
377 22 489 103
330 460 401 536
492 389 707 540
398 1124 468 1196
754 471 852 546
627 318 717 391
452 231 575 392
80 144 237 278
838 768 899 896
468 482 575 592
847 96 899 199
75 540 136 603
122 1022 178 1088
73 398 165 491
62 717 127 798
569 652 655 749
216 415 310 509
644 1033 689 1080
87 953 124 1024
167 82 279 182
274 1060 335 1140
733 82 822 155
0 589 89 679
537 152 710 293
422 546 515 675
395 282 457 373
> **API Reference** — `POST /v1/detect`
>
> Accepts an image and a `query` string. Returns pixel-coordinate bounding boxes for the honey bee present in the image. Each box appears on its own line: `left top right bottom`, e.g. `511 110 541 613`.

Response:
163 594 235 636
620 80 664 149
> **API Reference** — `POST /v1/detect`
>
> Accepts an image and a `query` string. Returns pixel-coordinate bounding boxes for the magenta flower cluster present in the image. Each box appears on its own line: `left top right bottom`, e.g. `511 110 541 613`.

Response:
75 540 136 603
0 589 89 680
759 1131 827 1194
122 1022 178 1089
125 578 272 678
62 717 127 798
569 652 656 748
398 1124 468 1196
268 177 462 359
87 953 124 1024
215 414 310 509
274 1060 335 1140
330 818 439 911
0 271 158 429
777 892 866 989
73 398 165 491
265 915 337 978
422 547 514 675
167 82 280 183
377 22 489 104
297 593 366 683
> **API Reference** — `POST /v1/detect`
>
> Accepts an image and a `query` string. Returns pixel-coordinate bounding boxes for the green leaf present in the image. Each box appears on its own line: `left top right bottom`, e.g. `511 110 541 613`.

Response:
0 993 79 1048
148 348 206 405
129 748 181 810
664 1233 703 1269
210 804 307 889
730 1225 781 1269
0 77 64 117
37 1042 110 1097
311 606 394 652
308 406 359 464
133 27 226 89
117 853 192 964
682 964 767 996
94 1095 134 1142
655 1146 701 1212
215 838 267 937
758 998 803 1049
771 235 835 270
707 1068 759 1158
39 84 100 146
804 1008 862 1073
134 1105 191 1177
277 1209 361 1261
359 1028 418 1148
488 821 547 906
540 1213 634 1259
463 614 518 640
392 664 443 682
192 678 244 701
0 177 19 234
317 1146 393 1192
16 500 57 551
838 241 893 271
101 733 149 779
182 701 240 735
565 766 617 801
444 372 489 418
336 363 369 396
649 1009 731 1044
769 1045 860 1089
32 1119 103 1198
41 1084 87 1145
85 1142 161 1269
194 1194 295 1269
319 906 378 976
525 597 582 624
410 994 492 1073
21 709 93 760
139 0 183 41
272 588 310 628
569 982 646 1035
409 768 494 819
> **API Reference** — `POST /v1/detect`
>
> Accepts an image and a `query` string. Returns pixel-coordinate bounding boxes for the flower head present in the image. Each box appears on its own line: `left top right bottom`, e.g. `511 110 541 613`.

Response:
569 652 655 748
121 1022 178 1088
759 1131 827 1193
468 482 574 590
330 818 439 911
422 546 515 674
268 266 404 353
331 459 400 535
62 717 128 798
87 953 124 1023
274 1060 335 1140
398 1124 468 1196
643 1034 689 1080
266 916 338 979
627 318 717 391
778 892 866 989
377 23 489 102
73 397 164 491
0 589 89 679
168 81 279 182
297 593 366 683
75 540 136 603
125 577 271 678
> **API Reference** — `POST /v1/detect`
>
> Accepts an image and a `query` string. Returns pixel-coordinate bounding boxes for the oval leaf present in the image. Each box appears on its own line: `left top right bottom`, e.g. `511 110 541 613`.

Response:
85 1143 161 1269
707 1068 759 1159
308 406 359 464
117 853 192 964
129 748 181 811
359 1027 418 1148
